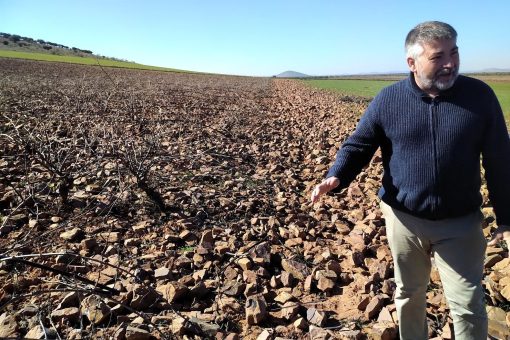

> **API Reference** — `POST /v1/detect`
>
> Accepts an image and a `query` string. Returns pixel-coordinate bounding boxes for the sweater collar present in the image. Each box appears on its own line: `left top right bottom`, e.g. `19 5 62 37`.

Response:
406 72 458 99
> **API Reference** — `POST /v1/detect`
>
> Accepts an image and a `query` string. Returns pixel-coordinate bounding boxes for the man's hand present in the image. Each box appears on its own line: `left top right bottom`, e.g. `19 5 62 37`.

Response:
488 225 510 255
311 177 340 204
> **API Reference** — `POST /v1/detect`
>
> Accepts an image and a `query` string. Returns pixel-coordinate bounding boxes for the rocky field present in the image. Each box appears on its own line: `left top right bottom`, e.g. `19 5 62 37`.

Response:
0 58 509 339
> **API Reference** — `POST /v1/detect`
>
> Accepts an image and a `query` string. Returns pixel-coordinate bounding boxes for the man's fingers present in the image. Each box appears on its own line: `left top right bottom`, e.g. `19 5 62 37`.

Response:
310 177 339 204
487 237 499 246
311 186 323 203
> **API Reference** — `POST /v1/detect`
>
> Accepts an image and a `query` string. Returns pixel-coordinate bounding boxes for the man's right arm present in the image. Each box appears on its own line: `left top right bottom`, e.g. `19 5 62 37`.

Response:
311 104 383 203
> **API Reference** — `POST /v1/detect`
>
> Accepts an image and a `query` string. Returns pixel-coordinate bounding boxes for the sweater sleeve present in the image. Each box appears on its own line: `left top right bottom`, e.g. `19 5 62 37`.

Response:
326 99 382 192
481 92 510 226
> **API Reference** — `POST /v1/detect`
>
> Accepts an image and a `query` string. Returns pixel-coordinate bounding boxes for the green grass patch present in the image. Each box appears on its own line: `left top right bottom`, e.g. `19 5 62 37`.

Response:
305 79 395 98
0 50 190 73
305 78 510 123
485 81 510 123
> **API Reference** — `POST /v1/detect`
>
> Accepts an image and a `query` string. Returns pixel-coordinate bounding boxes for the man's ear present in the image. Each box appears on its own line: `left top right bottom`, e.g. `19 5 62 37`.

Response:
407 57 416 72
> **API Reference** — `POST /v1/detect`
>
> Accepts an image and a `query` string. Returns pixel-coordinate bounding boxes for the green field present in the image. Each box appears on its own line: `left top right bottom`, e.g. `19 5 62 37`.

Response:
305 78 510 123
0 50 189 73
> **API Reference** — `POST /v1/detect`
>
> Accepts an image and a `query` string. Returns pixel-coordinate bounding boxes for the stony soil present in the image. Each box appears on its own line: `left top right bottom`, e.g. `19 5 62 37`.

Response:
0 58 509 339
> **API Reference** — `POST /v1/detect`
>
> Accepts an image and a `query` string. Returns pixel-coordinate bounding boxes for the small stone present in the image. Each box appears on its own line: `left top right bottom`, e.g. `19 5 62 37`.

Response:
365 296 384 319
236 258 252 271
281 258 310 281
293 317 307 330
484 254 503 268
246 295 267 325
325 260 342 275
98 231 120 243
377 307 394 323
25 325 57 339
309 325 332 339
80 295 111 325
221 281 246 297
281 301 299 320
80 238 98 250
274 291 294 304
304 275 313 292
60 227 84 241
125 326 152 340
51 307 80 323
130 285 160 310
307 308 326 326
156 282 189 302
280 271 294 287
0 313 18 338
154 267 172 279
256 329 273 340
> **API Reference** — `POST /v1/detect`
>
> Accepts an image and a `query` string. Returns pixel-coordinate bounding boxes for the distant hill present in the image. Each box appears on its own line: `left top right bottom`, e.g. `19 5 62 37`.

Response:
0 32 191 73
479 68 510 73
0 32 126 61
275 70 309 78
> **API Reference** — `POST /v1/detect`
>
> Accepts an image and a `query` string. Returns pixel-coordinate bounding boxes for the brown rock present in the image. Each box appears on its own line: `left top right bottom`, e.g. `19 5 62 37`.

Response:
294 317 307 330
246 295 267 325
243 270 258 283
125 326 152 340
24 325 57 339
156 282 189 302
281 258 310 281
98 231 120 243
221 281 246 297
285 237 303 247
80 238 98 251
487 306 510 339
377 307 394 323
357 295 370 311
237 258 253 271
224 334 240 340
60 227 84 241
57 291 82 309
309 325 332 339
0 313 18 338
248 242 271 263
280 271 294 287
216 296 243 314
130 285 160 310
376 245 392 260
270 275 281 288
171 316 188 336
325 260 342 275
281 301 300 320
80 295 111 324
199 230 214 249
369 321 398 340
485 254 503 268
304 275 314 292
274 291 294 304
365 296 384 319
371 261 391 280
256 329 273 340
51 307 80 323
154 267 172 279
307 307 326 326
317 275 335 292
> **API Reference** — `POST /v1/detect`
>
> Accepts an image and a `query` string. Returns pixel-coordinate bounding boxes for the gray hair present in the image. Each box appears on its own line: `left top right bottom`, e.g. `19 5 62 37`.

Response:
405 21 457 59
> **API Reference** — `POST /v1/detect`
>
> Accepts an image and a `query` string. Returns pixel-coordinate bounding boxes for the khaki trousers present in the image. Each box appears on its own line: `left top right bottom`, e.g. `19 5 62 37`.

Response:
380 201 488 340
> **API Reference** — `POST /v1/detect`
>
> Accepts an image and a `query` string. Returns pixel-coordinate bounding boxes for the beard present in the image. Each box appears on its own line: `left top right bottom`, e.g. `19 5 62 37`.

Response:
416 67 459 92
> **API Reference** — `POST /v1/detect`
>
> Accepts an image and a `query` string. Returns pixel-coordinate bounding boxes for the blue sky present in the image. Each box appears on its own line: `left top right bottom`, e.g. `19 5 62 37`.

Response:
1 0 509 76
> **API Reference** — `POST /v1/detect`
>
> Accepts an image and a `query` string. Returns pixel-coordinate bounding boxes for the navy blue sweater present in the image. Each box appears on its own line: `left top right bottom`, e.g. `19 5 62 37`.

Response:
327 74 510 226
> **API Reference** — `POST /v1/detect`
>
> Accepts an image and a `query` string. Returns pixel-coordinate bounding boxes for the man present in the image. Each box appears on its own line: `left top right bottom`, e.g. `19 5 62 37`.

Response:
311 21 510 340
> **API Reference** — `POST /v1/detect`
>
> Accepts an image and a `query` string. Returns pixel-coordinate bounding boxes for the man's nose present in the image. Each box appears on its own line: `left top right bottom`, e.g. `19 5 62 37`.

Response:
443 57 456 68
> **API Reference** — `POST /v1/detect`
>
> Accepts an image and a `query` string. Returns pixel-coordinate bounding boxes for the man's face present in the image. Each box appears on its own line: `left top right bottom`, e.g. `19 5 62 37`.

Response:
407 38 460 96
